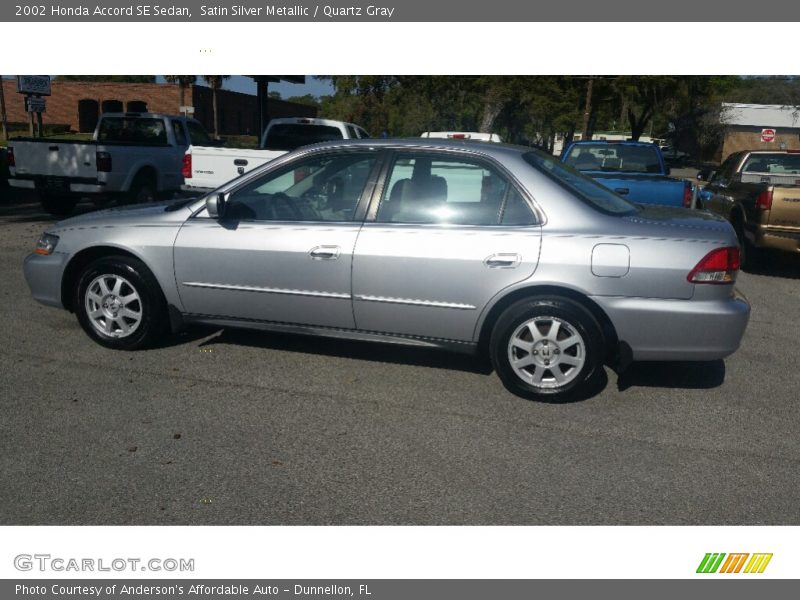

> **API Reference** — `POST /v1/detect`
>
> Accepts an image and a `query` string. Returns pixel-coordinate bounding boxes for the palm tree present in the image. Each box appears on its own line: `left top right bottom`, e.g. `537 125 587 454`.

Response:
163 75 197 111
202 76 230 139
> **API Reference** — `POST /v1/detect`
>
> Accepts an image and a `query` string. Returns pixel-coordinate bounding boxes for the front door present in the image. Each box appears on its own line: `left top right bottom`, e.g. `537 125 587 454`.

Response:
174 151 380 328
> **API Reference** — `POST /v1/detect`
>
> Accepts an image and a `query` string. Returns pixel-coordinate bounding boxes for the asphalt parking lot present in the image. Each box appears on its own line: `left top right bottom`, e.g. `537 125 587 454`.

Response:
1 191 799 525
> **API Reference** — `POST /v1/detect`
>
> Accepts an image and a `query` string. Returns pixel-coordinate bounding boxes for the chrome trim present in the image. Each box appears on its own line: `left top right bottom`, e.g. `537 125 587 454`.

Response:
354 294 476 310
182 281 351 300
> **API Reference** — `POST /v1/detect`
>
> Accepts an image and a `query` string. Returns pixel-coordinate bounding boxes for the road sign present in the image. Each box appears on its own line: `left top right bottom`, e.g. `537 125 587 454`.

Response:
761 128 776 143
25 97 46 113
16 75 51 96
180 105 195 114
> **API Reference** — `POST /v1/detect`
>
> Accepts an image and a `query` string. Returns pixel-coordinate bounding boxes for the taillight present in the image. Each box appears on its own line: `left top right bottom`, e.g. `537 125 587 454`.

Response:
6 147 14 168
687 247 741 284
756 189 773 210
182 153 192 179
96 151 112 172
683 182 693 208
449 133 468 139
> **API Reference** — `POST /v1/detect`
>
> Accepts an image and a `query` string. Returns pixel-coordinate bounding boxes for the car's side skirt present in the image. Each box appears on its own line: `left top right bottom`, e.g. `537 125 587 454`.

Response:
182 313 479 355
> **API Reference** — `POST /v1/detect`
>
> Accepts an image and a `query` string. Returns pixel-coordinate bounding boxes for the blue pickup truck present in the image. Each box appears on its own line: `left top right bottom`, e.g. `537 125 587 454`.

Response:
561 140 695 208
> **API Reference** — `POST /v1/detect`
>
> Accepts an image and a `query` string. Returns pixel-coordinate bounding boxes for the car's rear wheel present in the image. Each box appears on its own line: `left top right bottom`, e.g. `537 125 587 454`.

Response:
74 256 166 350
39 192 78 217
490 296 604 402
127 174 156 204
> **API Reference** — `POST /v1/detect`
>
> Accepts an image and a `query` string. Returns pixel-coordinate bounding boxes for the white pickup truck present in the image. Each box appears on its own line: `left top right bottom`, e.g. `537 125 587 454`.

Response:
8 112 213 215
182 117 370 194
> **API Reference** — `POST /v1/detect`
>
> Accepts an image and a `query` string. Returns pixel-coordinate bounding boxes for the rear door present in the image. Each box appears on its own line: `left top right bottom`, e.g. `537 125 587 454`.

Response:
351 150 542 342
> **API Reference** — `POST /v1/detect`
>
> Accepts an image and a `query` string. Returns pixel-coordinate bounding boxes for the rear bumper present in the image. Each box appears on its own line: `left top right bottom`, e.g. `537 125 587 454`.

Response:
10 175 104 195
751 225 800 253
593 290 750 361
23 252 69 309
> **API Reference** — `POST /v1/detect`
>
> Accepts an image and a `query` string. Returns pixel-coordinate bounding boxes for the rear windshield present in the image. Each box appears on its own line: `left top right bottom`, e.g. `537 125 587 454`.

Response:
263 124 344 151
97 117 168 145
564 143 662 174
742 153 800 174
523 151 638 216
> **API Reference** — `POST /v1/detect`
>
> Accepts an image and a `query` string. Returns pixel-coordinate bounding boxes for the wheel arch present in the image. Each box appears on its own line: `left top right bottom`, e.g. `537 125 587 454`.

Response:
61 245 158 312
475 284 619 363
125 164 159 192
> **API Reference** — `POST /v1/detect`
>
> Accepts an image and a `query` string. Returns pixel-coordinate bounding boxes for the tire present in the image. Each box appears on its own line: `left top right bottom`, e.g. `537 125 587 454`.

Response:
127 174 156 204
734 221 761 271
40 192 78 217
74 256 167 350
490 296 604 402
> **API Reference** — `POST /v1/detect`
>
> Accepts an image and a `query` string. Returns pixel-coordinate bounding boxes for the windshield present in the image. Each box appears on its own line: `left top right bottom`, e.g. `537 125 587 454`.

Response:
742 153 800 174
564 143 662 174
263 124 344 151
523 151 638 216
97 117 168 145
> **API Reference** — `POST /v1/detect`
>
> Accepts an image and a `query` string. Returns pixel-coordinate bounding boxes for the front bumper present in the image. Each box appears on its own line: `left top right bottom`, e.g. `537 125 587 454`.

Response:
593 289 751 361
23 251 70 309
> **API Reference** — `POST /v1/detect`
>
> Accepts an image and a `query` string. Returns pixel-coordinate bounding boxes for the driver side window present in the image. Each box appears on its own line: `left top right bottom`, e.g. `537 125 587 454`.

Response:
225 153 377 222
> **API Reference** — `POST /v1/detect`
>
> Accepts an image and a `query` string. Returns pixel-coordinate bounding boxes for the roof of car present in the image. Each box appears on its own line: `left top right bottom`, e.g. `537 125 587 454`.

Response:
297 137 534 159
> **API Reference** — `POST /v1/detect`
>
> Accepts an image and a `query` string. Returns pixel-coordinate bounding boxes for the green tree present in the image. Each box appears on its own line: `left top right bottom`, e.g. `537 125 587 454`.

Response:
202 76 230 138
163 75 197 108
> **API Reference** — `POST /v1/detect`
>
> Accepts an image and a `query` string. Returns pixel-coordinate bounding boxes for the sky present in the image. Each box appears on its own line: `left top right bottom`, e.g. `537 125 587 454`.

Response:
154 75 334 98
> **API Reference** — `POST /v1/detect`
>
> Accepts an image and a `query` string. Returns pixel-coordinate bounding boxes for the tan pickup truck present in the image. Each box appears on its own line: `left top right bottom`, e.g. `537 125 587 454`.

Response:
699 150 800 266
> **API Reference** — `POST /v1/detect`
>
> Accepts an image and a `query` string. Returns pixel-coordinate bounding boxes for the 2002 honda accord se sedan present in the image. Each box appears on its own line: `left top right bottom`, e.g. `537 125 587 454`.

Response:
24 139 750 401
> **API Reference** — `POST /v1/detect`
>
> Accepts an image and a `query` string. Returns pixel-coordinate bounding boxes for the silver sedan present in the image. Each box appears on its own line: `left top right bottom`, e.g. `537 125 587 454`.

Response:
24 139 750 401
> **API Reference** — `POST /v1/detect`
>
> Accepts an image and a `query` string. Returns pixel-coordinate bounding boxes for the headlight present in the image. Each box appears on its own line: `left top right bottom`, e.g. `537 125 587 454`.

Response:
34 233 59 256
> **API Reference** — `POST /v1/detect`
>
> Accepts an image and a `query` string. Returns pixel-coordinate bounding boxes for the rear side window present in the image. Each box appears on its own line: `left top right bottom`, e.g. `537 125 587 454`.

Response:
97 118 167 145
186 121 212 146
172 120 187 146
524 150 637 216
377 153 535 226
264 124 344 151
346 125 358 139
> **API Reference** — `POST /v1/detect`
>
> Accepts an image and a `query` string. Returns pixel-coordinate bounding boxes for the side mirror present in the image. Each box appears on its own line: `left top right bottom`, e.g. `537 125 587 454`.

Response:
206 192 227 219
696 168 714 182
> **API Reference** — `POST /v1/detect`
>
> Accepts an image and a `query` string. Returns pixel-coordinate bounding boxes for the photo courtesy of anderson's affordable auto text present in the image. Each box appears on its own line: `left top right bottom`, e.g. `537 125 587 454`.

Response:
1 3 800 597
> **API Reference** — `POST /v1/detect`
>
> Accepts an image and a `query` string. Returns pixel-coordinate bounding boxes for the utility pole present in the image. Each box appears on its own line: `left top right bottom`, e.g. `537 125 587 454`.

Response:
0 77 8 141
582 77 594 141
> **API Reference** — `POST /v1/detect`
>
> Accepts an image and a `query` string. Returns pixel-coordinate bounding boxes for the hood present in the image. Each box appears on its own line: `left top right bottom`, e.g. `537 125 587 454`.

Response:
49 200 194 233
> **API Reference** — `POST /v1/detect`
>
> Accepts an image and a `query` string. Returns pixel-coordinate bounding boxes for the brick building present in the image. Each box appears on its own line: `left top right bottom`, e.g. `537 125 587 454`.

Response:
719 102 800 160
1 78 316 136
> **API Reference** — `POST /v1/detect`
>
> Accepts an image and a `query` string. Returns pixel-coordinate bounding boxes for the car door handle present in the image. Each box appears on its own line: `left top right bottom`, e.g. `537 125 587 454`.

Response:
614 187 630 195
484 253 521 269
234 159 248 166
309 245 340 260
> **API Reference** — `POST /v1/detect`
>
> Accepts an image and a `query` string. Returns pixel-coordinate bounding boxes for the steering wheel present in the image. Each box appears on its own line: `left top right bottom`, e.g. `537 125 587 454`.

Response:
270 192 304 220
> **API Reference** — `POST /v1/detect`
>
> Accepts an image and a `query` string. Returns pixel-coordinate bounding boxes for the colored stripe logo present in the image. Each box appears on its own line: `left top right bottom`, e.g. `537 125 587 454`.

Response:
697 553 773 574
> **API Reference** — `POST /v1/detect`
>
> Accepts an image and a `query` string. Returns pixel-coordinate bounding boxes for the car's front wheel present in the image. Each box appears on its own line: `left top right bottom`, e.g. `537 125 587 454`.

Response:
74 256 167 350
490 296 604 402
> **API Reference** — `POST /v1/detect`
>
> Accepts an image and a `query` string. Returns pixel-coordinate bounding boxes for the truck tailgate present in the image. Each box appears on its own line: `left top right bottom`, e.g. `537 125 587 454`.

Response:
768 186 800 229
592 174 686 206
10 139 97 180
185 146 287 190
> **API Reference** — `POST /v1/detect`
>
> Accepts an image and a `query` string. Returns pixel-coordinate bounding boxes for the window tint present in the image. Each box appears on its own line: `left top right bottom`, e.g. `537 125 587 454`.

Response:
564 143 662 174
500 187 536 225
263 124 344 151
377 153 518 225
711 153 740 186
523 151 637 216
172 120 187 146
346 125 358 139
97 118 167 145
742 153 800 174
225 153 376 222
357 127 370 139
186 121 212 146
